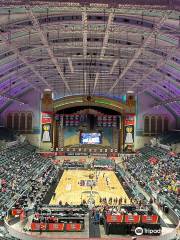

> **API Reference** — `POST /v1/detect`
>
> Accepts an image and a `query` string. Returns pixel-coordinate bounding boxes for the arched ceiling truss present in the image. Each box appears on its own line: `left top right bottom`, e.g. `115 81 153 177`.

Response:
0 0 179 116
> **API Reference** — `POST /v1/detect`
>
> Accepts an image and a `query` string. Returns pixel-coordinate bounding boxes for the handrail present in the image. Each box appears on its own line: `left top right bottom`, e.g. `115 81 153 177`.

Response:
118 165 180 228
157 230 178 240
4 215 178 240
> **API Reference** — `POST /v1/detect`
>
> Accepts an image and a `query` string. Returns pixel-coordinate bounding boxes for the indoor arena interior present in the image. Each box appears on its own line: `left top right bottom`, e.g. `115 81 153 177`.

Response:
0 0 179 240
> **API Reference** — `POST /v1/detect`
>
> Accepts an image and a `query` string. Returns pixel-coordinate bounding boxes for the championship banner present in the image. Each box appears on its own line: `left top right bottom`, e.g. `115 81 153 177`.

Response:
124 114 135 151
124 125 134 144
41 112 53 142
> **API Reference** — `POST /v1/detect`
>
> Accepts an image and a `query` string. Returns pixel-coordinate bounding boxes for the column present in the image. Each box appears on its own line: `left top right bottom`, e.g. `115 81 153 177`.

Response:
12 113 14 129
52 117 55 149
18 112 21 131
155 116 158 135
25 112 27 132
59 115 64 148
120 115 124 153
162 116 164 133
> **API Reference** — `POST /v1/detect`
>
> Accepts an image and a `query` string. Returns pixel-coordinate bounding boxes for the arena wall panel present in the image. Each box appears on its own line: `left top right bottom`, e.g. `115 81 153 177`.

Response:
136 93 177 133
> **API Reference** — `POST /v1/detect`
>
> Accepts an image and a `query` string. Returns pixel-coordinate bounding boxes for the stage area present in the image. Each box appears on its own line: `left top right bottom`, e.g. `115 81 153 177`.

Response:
50 170 130 206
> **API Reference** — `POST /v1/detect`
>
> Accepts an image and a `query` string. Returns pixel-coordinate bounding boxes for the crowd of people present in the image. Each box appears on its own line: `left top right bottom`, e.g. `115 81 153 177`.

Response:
62 160 85 169
99 196 128 205
0 141 178 239
91 203 155 221
0 144 59 220
123 146 180 210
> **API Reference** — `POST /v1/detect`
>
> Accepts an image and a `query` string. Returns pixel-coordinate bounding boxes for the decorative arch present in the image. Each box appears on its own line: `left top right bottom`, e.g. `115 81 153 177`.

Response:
53 95 135 114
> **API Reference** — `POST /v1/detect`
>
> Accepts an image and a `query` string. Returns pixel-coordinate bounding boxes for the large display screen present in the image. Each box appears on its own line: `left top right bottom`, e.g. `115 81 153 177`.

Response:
80 133 102 144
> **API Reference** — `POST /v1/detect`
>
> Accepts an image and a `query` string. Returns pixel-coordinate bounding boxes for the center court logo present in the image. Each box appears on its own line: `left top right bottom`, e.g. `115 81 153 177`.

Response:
135 227 143 235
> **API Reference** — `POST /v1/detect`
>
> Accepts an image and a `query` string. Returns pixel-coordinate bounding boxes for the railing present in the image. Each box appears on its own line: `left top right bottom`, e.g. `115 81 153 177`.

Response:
115 166 179 240
4 216 178 240
157 230 178 240
118 162 180 224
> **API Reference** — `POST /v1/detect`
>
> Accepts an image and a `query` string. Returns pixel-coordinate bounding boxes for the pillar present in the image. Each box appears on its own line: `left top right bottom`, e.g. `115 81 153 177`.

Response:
120 114 124 153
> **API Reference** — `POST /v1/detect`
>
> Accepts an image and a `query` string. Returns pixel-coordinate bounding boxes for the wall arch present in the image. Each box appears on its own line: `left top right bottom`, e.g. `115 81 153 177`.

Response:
5 111 33 133
53 95 134 114
144 114 169 135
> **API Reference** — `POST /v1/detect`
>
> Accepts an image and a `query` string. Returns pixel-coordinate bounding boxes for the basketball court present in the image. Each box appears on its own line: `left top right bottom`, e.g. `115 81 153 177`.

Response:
50 170 130 205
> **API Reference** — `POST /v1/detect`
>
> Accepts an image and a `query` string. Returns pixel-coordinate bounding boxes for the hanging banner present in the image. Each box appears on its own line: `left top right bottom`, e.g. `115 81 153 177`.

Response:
41 123 51 142
124 114 135 152
41 112 53 124
124 115 135 144
41 112 53 142
124 125 134 144
124 114 135 126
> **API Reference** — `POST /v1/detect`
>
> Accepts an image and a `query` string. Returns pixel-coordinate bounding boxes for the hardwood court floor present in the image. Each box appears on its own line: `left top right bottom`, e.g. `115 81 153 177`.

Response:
50 170 130 206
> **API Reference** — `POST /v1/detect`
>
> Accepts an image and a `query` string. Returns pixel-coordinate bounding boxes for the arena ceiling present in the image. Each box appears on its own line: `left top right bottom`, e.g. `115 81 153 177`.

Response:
0 0 179 116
